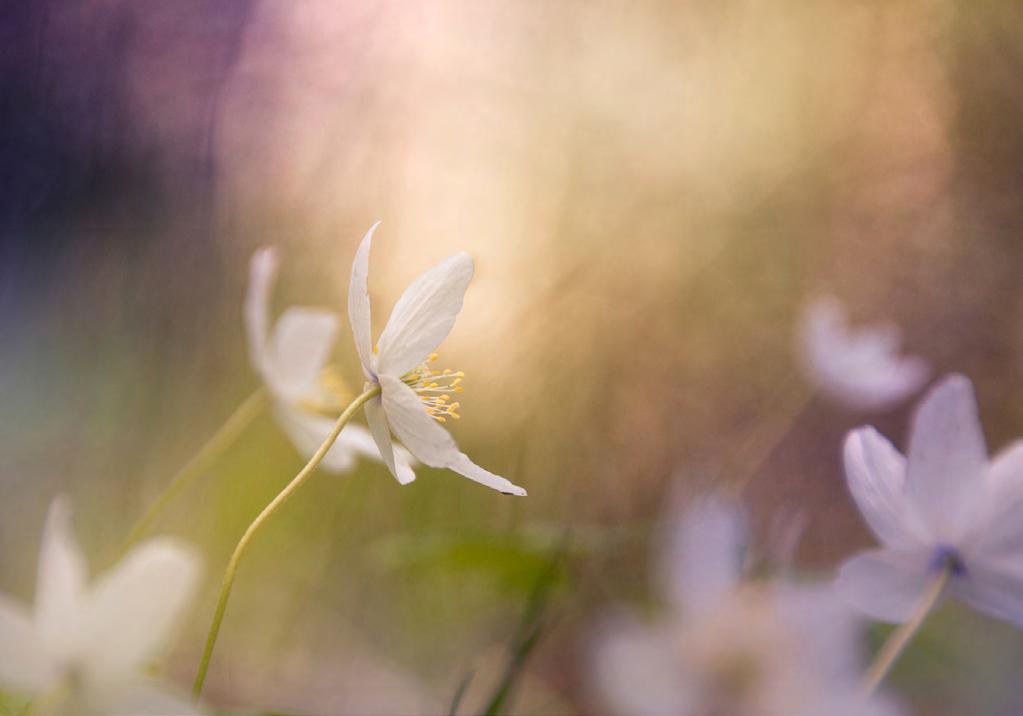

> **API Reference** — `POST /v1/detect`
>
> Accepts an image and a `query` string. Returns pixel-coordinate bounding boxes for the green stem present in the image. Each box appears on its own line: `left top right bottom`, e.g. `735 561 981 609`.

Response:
121 388 268 553
191 386 381 700
862 563 951 697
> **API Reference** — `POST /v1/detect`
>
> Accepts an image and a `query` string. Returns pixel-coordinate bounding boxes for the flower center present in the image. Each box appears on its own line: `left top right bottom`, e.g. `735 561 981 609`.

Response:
297 365 354 415
402 353 464 422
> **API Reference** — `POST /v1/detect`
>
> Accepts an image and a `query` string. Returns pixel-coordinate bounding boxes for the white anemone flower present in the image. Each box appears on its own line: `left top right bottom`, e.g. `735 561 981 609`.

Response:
0 499 202 714
246 247 415 482
799 297 929 412
837 373 1023 628
347 223 526 496
592 498 901 716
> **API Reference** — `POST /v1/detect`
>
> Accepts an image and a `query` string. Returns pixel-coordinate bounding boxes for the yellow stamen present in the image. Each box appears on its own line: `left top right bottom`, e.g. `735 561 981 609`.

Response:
401 357 465 422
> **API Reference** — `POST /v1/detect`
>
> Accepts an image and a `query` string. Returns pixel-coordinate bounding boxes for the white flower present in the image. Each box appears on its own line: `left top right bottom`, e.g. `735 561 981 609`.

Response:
246 247 416 482
836 373 1023 628
0 499 202 714
592 498 900 716
799 297 929 411
347 222 526 496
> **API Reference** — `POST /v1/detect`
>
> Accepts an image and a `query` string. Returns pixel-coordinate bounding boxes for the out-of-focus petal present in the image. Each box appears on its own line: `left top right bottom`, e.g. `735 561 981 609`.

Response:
590 612 693 716
834 549 931 623
905 375 988 543
844 427 927 548
658 497 743 617
977 441 1023 557
379 375 525 495
375 252 473 378
80 539 200 682
348 222 379 379
799 297 929 412
93 680 204 715
269 307 339 402
0 593 53 692
244 247 279 380
273 404 357 473
952 558 1023 628
35 497 87 654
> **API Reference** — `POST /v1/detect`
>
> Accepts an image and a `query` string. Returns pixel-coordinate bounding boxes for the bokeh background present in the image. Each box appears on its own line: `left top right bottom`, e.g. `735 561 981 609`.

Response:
2 1 1023 714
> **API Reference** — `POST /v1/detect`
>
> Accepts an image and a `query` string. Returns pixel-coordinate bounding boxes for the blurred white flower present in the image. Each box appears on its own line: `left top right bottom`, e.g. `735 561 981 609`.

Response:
837 374 1023 628
246 246 415 482
0 498 201 714
592 498 900 716
347 222 526 496
799 297 929 411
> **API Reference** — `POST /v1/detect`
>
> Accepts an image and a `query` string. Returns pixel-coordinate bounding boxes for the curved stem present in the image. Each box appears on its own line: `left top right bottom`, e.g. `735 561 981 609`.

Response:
862 563 952 697
121 388 268 553
192 386 381 700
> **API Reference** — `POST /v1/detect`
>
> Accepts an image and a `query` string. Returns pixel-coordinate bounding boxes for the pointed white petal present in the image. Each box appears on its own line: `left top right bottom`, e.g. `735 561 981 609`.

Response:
365 397 412 484
834 549 931 623
80 539 200 681
268 307 339 402
379 375 526 495
0 593 53 691
952 558 1023 628
905 375 988 542
342 413 418 485
844 427 926 548
94 680 204 715
658 497 743 616
977 441 1023 557
244 247 279 380
348 222 379 379
375 252 473 378
35 497 87 652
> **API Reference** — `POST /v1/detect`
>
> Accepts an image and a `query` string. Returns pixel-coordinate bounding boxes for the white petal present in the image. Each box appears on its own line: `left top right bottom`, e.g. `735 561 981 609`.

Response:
658 497 743 617
375 252 473 378
273 403 357 473
348 222 379 379
952 558 1023 628
343 412 418 485
0 593 53 692
834 549 931 623
905 374 988 542
977 441 1023 557
268 307 339 402
844 427 927 548
590 613 693 716
93 679 204 715
365 397 415 485
379 375 526 495
800 297 929 412
80 539 200 681
35 497 87 652
244 247 279 380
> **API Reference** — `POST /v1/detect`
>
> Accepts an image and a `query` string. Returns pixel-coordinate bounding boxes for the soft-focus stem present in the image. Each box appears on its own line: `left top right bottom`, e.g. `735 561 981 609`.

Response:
121 388 268 553
727 376 814 496
862 564 952 697
191 385 381 700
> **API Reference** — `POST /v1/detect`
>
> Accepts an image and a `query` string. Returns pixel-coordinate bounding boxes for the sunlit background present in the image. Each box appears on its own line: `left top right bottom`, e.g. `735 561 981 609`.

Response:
3 1 1023 714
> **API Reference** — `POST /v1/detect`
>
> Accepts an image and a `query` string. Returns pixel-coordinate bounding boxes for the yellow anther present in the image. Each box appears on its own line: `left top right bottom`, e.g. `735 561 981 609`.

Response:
429 352 439 362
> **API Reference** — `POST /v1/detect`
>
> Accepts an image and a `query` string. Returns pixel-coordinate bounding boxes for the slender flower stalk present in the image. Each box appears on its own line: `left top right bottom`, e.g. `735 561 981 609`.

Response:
727 373 815 497
862 562 952 696
121 388 268 553
192 386 381 700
